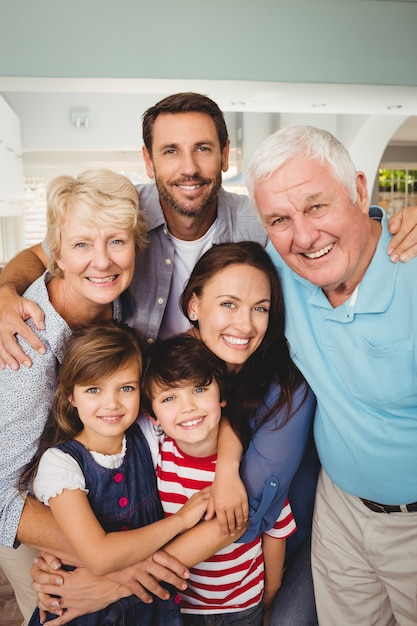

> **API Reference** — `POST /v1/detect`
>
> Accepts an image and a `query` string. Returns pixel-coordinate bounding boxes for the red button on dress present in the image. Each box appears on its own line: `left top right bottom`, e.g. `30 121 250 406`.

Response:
119 497 129 508
113 472 124 483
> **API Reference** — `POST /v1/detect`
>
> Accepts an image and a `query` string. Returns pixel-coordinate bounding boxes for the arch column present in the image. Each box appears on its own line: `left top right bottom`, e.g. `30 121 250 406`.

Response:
242 112 280 170
338 114 408 202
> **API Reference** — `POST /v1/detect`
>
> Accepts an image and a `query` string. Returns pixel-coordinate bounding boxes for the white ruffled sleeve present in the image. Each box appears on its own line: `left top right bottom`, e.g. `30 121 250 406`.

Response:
137 413 163 469
33 448 88 506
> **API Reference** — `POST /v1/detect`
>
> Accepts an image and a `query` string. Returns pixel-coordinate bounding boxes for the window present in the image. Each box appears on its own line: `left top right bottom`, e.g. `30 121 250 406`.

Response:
378 169 417 215
24 177 47 247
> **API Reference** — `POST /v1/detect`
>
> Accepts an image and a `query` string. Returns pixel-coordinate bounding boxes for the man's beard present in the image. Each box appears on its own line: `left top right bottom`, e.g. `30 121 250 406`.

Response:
155 174 222 217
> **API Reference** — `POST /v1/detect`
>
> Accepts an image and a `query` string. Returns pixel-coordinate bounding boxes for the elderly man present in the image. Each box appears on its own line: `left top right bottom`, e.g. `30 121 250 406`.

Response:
247 125 417 625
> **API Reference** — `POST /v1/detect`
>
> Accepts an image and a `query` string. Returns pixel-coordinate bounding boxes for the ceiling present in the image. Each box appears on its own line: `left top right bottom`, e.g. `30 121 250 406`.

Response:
2 77 417 112
1 78 417 167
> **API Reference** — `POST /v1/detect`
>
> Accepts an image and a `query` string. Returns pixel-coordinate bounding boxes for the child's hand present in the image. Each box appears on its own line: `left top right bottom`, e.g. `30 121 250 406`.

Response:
206 473 248 536
176 487 210 530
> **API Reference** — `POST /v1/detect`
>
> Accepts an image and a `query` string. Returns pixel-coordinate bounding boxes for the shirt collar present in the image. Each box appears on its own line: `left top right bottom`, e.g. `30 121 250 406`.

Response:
295 208 398 314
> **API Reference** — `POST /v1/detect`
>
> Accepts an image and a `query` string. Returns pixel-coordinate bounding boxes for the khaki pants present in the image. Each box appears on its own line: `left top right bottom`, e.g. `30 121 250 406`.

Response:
0 543 37 626
312 470 417 626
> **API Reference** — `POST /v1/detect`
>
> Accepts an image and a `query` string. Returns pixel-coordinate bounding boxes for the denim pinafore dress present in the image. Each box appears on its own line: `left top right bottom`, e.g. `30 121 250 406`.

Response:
29 423 181 625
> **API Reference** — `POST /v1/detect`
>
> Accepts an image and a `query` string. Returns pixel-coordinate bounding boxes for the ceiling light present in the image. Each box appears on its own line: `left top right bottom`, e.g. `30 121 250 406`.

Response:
71 111 90 127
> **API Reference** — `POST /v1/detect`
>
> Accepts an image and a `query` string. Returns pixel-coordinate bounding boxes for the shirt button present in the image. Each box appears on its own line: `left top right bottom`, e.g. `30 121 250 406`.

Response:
147 337 154 345
113 472 123 483
119 497 129 508
165 258 172 265
157 298 164 305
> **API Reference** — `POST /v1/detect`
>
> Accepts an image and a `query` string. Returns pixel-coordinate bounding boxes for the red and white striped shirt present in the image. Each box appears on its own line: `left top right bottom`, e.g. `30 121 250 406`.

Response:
157 437 296 614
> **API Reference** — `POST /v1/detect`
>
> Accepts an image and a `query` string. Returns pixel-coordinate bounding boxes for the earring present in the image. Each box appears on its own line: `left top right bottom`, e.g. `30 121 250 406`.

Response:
190 313 196 320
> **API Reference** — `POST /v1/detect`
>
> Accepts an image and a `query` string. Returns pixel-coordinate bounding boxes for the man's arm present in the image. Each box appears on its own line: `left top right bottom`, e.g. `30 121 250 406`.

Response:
0 243 47 293
0 243 48 370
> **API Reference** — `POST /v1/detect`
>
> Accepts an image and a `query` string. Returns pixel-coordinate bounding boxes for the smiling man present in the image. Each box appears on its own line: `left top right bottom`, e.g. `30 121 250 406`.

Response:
247 125 417 626
0 93 267 368
143 111 226 223
126 94 267 343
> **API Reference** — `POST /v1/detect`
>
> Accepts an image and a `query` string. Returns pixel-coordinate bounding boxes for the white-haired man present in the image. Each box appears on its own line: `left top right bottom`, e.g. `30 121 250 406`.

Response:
247 125 417 625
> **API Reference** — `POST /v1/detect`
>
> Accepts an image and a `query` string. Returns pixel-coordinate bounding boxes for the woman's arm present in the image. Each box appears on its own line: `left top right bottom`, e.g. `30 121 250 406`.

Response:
206 417 248 536
0 341 62 549
238 382 316 541
209 382 316 543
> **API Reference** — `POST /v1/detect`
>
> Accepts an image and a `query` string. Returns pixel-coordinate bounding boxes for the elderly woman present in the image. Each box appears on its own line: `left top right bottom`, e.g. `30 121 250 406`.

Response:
0 169 147 624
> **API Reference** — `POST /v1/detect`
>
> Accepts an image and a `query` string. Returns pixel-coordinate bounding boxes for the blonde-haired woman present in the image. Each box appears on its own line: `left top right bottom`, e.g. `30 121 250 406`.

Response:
0 169 147 625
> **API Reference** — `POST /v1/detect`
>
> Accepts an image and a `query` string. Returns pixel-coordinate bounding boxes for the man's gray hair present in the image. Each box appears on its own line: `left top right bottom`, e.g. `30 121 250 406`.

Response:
246 125 358 204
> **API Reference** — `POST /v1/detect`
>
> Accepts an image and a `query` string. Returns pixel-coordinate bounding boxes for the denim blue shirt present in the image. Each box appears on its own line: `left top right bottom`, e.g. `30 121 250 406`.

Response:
239 379 316 541
0 272 122 547
267 209 417 504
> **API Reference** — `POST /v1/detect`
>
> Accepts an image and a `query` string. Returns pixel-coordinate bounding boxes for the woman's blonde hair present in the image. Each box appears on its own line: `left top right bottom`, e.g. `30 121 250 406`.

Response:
45 169 147 277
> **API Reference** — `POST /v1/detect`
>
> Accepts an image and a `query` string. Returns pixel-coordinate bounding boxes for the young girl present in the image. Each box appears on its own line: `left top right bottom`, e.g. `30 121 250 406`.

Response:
20 320 209 626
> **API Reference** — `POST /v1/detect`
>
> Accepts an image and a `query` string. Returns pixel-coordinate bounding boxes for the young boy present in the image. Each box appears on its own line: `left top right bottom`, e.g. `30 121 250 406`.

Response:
140 334 296 625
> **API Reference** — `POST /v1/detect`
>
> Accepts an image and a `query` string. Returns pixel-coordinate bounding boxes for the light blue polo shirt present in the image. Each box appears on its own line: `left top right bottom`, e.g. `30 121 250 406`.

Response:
267 209 417 504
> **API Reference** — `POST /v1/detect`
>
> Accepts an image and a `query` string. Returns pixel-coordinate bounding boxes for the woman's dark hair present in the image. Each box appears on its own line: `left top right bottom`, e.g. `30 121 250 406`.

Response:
141 333 228 418
142 92 229 154
181 241 307 450
19 320 143 494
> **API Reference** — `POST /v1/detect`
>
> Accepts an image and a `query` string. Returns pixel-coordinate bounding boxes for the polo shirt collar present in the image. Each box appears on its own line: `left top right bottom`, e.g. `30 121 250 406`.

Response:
293 209 398 316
